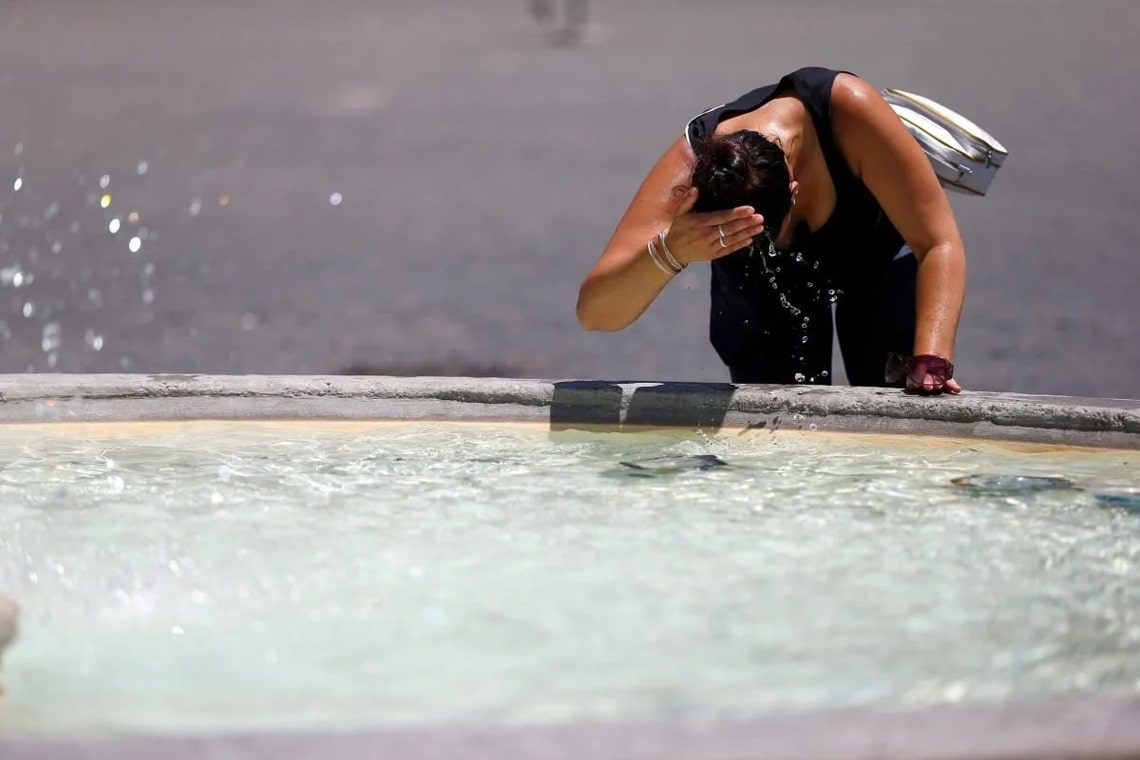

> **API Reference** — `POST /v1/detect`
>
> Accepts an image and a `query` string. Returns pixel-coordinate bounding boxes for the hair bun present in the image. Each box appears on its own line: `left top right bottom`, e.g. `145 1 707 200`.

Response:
686 130 794 231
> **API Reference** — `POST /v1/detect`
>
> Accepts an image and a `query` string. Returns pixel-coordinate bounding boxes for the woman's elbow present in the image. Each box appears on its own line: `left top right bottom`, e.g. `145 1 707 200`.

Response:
575 292 628 332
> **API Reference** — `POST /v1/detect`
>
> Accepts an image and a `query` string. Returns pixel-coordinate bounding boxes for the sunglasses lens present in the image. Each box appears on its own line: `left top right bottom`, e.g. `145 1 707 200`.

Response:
911 356 954 383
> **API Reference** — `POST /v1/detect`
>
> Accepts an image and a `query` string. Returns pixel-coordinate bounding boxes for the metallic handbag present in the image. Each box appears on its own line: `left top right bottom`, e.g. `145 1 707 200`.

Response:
882 88 1009 196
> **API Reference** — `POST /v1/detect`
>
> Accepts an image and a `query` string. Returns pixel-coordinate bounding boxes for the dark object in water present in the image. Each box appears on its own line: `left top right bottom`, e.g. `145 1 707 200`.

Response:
950 474 1079 495
1094 492 1140 513
619 454 728 475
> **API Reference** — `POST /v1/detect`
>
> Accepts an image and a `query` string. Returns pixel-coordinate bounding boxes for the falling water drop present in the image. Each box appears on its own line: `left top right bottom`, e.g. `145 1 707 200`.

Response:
100 194 112 208
189 199 202 216
128 236 142 253
99 175 111 189
1 267 24 287
85 329 104 351
329 192 343 206
793 373 806 383
41 322 61 353
136 161 149 175
141 289 155 304
108 218 121 234
22 302 34 318
13 177 23 192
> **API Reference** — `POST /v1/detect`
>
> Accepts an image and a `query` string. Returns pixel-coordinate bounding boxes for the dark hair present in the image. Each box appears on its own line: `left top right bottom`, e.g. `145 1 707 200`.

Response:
688 130 793 234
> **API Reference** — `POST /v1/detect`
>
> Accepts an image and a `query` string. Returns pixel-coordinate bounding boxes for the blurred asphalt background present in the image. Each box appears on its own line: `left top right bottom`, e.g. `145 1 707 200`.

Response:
0 0 1137 398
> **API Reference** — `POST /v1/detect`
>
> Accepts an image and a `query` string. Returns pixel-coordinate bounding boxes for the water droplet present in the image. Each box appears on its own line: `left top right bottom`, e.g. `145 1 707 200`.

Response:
141 288 155 304
85 329 104 351
1 266 24 287
128 211 140 224
189 199 202 216
240 312 260 330
99 175 111 189
136 160 149 175
46 351 58 368
329 192 343 206
50 241 62 254
14 142 23 156
217 465 232 482
800 336 808 343
41 322 61 353
809 423 818 431
22 302 34 318
143 262 155 276
13 177 22 192
793 372 806 383
100 193 112 208
218 194 230 207
108 218 121 234
171 626 185 636
128 236 142 253
813 261 820 270
806 282 813 288
43 202 59 220
820 370 829 378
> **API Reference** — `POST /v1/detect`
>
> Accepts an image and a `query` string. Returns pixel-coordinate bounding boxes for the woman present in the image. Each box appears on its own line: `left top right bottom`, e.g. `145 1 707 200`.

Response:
576 66 964 394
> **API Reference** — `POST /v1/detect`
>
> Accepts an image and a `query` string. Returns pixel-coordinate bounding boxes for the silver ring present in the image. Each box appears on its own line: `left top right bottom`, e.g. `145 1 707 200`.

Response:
717 224 727 248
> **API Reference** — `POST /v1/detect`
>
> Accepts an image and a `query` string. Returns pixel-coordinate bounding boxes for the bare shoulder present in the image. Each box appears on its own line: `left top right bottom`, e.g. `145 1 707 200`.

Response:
829 72 886 119
828 72 917 177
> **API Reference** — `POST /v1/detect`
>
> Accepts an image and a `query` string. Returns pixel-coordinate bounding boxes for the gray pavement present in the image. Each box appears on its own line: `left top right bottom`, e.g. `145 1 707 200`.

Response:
0 0 1137 398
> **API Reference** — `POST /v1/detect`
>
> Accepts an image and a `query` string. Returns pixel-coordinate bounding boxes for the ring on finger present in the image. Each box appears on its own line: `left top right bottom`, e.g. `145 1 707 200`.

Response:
717 224 727 248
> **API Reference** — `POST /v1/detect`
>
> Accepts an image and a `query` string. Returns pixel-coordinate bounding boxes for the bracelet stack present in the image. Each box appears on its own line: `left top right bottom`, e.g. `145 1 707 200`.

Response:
647 231 686 276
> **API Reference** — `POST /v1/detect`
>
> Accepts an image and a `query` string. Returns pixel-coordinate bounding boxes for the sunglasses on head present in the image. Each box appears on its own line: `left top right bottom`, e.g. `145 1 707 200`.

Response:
885 353 955 393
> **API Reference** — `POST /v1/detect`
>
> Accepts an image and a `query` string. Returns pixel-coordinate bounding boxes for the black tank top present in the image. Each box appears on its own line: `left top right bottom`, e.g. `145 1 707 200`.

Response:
685 66 904 281
685 67 906 367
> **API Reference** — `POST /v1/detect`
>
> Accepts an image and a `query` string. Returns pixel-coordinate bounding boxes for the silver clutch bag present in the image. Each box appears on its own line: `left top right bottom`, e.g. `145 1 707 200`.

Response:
882 88 1009 196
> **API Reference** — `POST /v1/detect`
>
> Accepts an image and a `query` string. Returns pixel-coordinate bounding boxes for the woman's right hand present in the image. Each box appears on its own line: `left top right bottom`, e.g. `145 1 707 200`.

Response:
664 187 767 265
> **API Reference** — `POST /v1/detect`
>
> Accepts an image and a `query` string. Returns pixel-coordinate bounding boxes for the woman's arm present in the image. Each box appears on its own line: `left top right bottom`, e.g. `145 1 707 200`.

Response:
830 74 967 391
576 137 763 331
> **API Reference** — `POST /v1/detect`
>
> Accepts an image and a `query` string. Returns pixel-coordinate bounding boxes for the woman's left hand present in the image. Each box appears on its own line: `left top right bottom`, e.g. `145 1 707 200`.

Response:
907 375 962 395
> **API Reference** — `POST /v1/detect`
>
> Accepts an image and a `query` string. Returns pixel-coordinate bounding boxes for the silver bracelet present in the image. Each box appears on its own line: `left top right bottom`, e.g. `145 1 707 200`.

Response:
657 230 686 271
647 239 677 277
